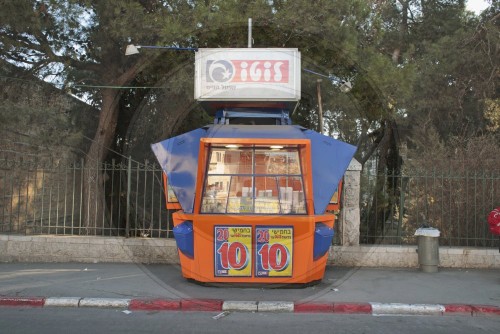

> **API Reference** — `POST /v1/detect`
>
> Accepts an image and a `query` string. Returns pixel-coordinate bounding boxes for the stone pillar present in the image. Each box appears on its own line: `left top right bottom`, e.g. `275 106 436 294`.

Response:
339 158 362 246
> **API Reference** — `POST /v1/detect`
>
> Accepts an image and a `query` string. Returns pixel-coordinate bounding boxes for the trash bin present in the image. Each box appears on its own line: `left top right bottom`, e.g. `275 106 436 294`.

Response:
415 227 440 273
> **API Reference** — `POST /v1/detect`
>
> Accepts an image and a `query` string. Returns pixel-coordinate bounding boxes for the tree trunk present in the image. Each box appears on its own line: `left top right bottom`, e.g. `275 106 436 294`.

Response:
79 57 150 235
366 120 403 243
81 88 120 235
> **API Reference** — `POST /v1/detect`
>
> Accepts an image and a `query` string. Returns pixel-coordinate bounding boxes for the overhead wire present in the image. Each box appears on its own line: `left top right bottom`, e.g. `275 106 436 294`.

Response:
0 75 169 90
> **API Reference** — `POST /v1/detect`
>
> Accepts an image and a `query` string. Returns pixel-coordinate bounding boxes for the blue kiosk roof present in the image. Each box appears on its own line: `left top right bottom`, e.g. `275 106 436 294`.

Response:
151 125 356 215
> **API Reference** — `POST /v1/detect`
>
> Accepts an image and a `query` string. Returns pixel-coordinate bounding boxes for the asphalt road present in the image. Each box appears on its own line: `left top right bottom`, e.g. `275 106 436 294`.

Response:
0 308 499 334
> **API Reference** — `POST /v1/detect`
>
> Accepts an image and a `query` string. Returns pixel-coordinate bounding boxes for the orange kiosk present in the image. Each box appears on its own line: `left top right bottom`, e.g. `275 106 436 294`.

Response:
152 48 356 284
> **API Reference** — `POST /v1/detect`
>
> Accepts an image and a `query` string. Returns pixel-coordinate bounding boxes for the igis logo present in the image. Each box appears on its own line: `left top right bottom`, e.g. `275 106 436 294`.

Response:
206 60 289 83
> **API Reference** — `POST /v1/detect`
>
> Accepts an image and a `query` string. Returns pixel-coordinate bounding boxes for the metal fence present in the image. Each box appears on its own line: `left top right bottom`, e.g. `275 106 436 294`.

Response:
1 157 499 247
360 169 500 247
0 157 170 238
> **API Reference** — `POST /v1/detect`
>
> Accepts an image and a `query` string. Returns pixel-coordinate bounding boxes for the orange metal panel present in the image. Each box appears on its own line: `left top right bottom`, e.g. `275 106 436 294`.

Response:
193 141 210 214
298 144 314 214
200 138 310 146
172 211 334 284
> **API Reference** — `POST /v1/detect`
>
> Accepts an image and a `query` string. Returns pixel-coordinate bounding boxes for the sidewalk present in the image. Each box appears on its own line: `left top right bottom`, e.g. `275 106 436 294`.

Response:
0 263 499 316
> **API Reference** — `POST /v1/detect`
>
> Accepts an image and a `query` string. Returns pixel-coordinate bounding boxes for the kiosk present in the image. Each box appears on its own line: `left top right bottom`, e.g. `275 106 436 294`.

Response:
152 48 356 284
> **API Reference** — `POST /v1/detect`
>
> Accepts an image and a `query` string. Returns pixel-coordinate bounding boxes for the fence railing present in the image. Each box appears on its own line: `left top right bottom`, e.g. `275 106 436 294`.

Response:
360 169 500 247
1 157 498 247
0 158 171 238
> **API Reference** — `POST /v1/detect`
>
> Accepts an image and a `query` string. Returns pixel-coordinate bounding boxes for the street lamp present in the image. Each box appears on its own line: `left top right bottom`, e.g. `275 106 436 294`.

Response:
125 44 198 56
303 68 353 93
303 68 353 133
339 80 352 93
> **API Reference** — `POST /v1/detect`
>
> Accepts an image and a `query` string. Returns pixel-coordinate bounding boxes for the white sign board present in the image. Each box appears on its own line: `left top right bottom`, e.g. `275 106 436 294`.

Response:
195 48 301 101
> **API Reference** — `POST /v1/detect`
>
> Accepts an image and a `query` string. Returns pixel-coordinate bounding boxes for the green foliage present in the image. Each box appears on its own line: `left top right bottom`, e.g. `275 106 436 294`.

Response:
1 0 497 163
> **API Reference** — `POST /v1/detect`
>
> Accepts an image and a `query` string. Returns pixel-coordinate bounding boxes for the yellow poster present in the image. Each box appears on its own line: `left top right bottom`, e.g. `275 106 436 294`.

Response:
214 226 252 277
255 226 293 277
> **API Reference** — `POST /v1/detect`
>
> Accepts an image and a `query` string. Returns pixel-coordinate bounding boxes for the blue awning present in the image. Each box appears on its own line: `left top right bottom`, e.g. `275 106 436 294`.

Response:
151 128 206 213
301 129 357 214
151 125 356 214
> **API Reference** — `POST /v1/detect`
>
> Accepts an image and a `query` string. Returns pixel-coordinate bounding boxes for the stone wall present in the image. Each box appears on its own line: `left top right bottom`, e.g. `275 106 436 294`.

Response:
0 164 85 234
0 62 99 162
0 62 98 234
329 246 499 269
0 235 179 264
1 235 498 269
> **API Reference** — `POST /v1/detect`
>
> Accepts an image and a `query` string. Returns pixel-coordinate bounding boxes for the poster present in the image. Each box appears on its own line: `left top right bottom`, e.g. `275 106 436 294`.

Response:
214 226 252 277
255 226 293 277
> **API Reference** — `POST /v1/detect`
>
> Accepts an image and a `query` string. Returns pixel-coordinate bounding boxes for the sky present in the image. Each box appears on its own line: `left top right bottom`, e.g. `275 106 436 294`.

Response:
466 0 490 14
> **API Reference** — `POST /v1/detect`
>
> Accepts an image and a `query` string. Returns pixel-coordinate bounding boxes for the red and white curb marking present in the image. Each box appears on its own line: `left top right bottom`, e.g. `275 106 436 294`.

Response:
1 297 499 316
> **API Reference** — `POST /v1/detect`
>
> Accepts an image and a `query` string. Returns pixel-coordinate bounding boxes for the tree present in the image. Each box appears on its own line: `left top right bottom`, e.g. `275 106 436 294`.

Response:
362 0 498 241
0 0 198 233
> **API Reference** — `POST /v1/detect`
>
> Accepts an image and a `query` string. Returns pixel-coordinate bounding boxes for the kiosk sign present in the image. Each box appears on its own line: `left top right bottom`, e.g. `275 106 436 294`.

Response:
255 226 293 277
195 48 301 101
214 226 252 277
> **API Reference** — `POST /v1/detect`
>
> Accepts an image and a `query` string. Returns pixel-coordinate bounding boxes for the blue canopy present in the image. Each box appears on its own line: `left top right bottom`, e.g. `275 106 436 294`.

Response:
151 125 356 215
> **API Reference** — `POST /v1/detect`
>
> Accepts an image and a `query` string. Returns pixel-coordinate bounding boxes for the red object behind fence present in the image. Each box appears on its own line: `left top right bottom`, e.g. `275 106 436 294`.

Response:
487 207 500 236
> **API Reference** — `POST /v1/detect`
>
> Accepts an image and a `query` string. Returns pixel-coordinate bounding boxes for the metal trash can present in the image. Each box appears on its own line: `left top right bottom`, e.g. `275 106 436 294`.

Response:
415 228 440 273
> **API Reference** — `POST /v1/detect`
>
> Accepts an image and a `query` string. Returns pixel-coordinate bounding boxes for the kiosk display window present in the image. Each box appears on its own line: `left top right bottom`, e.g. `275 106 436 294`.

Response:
201 145 306 214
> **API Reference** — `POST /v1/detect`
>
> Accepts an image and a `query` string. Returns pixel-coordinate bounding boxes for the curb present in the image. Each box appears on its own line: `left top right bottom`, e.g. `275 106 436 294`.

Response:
1 297 499 316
